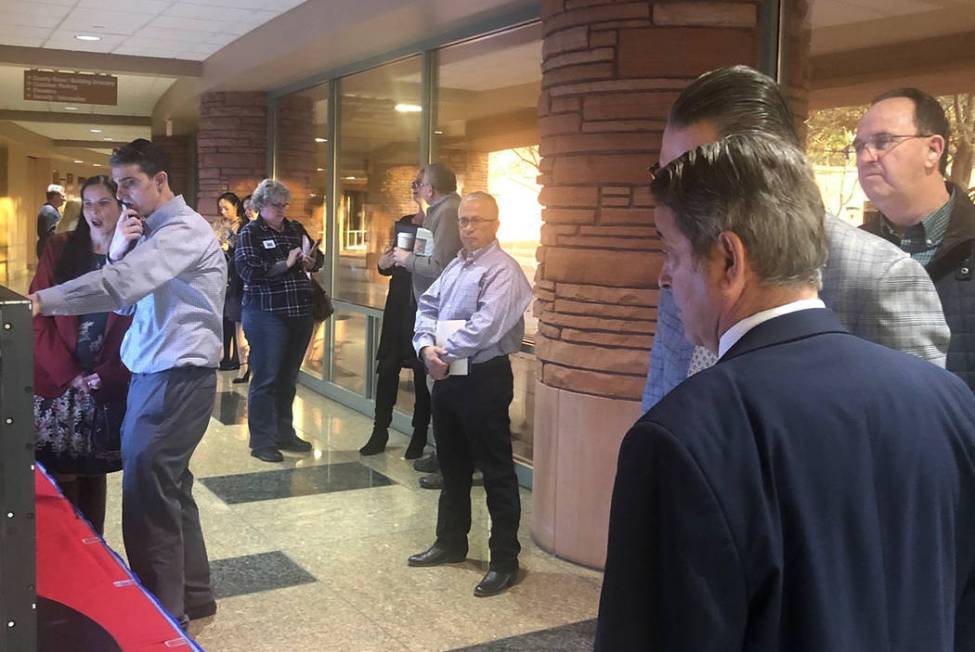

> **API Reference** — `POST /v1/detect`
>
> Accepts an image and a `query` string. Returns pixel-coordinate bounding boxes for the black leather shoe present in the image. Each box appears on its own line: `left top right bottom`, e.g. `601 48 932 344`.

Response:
359 428 388 455
251 447 283 463
407 545 466 567
419 473 442 490
232 367 251 384
413 452 439 473
185 600 217 620
404 430 427 460
474 569 519 597
278 438 313 453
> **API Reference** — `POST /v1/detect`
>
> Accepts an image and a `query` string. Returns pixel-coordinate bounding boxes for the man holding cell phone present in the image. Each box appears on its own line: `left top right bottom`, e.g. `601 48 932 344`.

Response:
30 138 226 628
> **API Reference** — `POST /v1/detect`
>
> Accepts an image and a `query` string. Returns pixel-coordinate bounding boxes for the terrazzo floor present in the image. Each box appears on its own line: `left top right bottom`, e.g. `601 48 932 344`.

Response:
99 372 602 651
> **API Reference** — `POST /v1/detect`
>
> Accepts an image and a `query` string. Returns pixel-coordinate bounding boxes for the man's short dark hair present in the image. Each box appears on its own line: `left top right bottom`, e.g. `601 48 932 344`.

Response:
870 87 950 174
109 138 170 177
46 190 62 202
421 163 457 194
669 65 800 147
651 133 827 289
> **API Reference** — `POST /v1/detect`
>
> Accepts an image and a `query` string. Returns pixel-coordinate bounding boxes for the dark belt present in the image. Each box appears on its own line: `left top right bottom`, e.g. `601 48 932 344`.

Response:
469 354 509 372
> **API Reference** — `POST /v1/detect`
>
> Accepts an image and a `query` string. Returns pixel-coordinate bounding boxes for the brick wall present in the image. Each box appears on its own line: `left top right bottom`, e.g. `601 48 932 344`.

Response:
197 91 269 225
274 93 321 237
535 0 764 401
153 135 192 204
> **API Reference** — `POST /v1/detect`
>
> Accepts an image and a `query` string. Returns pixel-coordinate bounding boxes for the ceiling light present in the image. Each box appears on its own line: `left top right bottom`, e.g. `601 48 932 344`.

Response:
90 128 102 133
433 130 443 135
343 176 356 180
75 35 101 41
314 137 327 143
93 163 102 167
394 103 421 113
103 137 112 141
73 160 84 164
316 167 325 172
64 106 78 111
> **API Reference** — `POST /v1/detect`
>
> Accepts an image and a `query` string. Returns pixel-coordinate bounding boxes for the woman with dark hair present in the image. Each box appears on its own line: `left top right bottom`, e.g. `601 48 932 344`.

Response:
215 191 249 373
30 175 132 534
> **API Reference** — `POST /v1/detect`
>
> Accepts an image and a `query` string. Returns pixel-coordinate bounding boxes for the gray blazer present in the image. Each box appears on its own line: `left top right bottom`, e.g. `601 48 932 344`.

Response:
642 215 951 410
407 193 462 300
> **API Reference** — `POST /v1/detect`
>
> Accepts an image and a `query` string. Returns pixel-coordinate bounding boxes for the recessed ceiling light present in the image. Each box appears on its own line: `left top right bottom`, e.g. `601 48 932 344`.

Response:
433 130 443 135
73 160 84 164
103 137 112 141
90 128 102 133
314 137 327 143
75 35 101 41
394 103 421 113
316 167 325 172
343 176 356 180
93 163 102 167
64 106 78 111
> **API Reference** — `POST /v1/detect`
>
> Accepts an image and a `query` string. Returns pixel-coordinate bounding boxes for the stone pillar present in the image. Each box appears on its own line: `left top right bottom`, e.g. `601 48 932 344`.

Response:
197 92 269 225
152 135 193 206
532 0 808 569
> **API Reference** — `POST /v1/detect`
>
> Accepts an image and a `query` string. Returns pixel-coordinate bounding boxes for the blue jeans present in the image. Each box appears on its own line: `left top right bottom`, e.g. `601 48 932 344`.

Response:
242 307 315 451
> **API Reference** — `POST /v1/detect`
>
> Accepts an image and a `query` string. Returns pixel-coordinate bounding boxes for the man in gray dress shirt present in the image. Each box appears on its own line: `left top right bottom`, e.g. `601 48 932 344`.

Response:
30 138 225 626
642 66 949 411
407 191 532 597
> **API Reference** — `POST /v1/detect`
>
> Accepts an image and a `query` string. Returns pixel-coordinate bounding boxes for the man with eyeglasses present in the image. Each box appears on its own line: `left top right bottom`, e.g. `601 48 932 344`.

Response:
392 162 463 485
641 66 949 412
856 88 975 390
407 191 532 598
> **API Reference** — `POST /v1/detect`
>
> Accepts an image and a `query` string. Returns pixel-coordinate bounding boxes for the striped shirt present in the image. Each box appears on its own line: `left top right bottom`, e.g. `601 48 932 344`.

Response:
413 240 532 365
235 217 323 317
35 195 226 373
881 189 955 267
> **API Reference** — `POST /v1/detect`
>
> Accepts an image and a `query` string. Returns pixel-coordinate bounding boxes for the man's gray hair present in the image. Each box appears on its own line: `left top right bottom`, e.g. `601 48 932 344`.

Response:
650 133 827 289
460 191 499 217
421 163 457 194
250 178 291 213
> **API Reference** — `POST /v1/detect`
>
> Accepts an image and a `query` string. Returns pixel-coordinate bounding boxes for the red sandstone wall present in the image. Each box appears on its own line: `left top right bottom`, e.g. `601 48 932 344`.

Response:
197 92 269 225
535 0 762 400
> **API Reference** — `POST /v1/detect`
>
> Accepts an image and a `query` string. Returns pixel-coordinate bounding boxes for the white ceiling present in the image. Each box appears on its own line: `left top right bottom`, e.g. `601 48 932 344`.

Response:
11 120 149 143
0 0 307 60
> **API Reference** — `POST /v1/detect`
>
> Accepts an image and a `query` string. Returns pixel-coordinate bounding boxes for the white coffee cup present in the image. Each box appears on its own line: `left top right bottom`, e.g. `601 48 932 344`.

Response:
396 232 415 250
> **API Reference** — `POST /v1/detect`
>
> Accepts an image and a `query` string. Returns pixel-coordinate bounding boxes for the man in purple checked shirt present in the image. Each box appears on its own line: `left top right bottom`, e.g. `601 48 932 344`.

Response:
406 191 532 598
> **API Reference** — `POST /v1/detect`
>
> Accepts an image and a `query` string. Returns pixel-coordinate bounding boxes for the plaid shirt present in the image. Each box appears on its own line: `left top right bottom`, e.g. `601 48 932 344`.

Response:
235 217 323 317
880 189 955 267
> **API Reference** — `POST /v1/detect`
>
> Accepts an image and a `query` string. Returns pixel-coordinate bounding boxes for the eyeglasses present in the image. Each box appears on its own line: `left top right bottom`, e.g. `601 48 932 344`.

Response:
410 179 423 190
458 217 498 228
845 133 933 160
268 202 289 211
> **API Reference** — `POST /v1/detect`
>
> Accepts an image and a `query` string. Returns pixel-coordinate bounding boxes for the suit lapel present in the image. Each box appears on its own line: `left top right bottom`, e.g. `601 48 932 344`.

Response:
721 308 849 362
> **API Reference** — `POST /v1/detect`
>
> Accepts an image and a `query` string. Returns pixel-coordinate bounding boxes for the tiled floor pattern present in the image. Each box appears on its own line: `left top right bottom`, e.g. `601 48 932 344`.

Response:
99 372 602 651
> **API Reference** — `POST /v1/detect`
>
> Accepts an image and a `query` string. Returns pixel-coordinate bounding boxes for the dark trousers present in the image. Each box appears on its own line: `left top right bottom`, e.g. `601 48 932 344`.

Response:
432 356 520 572
55 473 107 535
243 307 314 450
374 355 431 432
222 317 238 364
122 366 215 622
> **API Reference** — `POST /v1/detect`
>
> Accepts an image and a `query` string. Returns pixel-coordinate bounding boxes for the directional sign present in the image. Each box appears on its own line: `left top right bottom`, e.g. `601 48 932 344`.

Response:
24 70 118 106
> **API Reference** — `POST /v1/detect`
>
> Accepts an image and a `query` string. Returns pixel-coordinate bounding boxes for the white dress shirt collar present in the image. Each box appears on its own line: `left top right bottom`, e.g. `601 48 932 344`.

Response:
718 298 826 359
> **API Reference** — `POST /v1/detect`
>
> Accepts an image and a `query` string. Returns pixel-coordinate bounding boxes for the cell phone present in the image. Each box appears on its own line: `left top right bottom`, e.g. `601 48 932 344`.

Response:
121 202 144 254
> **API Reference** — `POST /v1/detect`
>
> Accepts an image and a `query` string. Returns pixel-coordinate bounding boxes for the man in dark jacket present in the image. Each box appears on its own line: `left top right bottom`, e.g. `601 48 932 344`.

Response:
595 133 975 651
856 87 975 389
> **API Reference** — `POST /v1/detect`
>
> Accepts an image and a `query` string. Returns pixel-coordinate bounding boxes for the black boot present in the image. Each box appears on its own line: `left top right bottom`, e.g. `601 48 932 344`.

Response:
359 427 388 455
232 366 251 384
405 429 427 460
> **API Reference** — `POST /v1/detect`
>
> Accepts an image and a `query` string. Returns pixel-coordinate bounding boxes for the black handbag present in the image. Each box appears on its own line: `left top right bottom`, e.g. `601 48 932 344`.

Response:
309 274 334 322
91 397 125 468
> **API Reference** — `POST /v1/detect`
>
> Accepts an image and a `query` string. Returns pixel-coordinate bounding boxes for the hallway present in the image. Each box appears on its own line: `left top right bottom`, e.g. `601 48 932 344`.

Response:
99 373 601 651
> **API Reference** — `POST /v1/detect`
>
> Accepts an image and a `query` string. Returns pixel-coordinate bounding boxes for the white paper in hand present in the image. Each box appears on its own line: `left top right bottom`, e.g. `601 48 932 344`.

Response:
435 319 469 376
414 227 435 256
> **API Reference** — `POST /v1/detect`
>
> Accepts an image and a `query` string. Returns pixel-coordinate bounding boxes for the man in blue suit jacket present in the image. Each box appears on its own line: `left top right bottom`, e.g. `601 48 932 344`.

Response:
595 134 975 651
